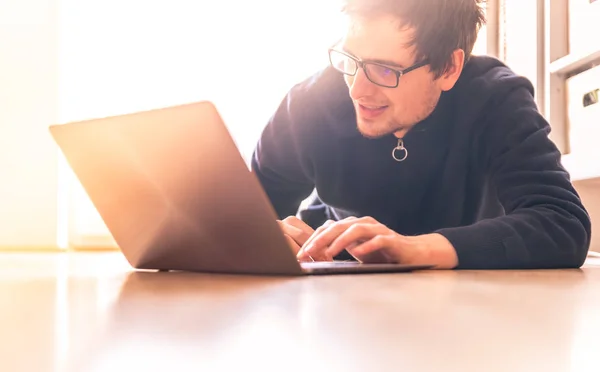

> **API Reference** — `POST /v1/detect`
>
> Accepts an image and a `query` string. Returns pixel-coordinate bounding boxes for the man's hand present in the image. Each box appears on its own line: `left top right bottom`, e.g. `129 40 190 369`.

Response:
277 216 316 255
296 216 459 269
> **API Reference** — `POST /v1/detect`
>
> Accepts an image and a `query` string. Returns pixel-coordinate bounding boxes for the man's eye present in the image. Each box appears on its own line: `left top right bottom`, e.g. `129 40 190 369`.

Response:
375 67 393 76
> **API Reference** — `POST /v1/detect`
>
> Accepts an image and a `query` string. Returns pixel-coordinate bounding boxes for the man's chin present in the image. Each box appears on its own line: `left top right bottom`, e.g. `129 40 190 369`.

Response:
356 120 393 139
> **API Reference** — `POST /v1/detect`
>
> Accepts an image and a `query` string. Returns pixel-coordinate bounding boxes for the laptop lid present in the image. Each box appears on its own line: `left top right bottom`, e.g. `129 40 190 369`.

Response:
49 101 305 275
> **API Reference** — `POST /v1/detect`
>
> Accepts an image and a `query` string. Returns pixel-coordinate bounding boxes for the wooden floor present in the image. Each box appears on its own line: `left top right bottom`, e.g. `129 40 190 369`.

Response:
2 252 600 372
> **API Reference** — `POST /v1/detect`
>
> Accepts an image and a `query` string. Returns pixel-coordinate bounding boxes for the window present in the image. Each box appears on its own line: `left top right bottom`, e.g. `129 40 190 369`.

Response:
499 0 540 89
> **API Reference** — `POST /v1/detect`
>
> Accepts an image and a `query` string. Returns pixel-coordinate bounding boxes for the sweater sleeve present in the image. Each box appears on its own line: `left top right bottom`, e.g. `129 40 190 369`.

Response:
250 91 316 219
436 87 592 269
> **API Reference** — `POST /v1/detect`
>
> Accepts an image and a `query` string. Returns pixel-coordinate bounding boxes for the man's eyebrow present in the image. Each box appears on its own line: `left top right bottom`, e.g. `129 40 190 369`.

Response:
367 58 406 69
341 47 406 69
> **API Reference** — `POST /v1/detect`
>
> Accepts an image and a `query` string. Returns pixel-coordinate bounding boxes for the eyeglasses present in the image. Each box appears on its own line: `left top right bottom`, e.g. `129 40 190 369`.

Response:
328 48 429 88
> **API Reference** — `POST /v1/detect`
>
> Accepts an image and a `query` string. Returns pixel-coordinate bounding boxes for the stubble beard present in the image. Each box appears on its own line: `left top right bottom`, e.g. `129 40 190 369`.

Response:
355 91 440 139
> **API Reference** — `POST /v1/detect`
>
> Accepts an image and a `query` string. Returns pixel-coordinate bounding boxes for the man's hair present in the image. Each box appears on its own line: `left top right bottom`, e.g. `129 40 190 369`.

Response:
341 0 487 78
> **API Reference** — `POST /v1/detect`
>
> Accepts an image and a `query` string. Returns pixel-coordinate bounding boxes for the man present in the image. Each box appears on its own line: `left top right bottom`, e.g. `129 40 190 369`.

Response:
250 0 591 269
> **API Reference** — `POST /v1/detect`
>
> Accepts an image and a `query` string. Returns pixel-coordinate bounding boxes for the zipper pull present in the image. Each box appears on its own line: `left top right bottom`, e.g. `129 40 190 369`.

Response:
392 138 408 162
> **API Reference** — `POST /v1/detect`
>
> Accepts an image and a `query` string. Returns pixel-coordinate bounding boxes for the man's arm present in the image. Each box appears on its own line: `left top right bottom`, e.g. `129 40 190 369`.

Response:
436 87 592 269
250 91 316 219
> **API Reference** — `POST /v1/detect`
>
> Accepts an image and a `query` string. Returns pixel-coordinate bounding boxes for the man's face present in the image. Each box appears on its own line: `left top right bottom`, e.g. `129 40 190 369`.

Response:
339 15 443 139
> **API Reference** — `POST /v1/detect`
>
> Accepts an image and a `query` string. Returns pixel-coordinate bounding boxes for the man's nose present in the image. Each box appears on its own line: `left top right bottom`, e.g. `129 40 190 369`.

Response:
348 67 378 100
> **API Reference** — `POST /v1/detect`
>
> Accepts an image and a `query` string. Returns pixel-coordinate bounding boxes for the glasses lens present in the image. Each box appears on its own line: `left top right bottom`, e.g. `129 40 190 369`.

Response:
329 50 357 75
364 64 398 87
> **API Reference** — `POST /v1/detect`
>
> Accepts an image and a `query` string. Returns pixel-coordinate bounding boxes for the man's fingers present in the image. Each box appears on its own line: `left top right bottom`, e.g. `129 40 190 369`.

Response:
303 217 377 257
301 219 335 248
283 216 314 235
277 219 312 246
284 234 301 255
298 245 334 262
348 235 394 256
299 220 335 257
347 235 398 263
325 223 390 257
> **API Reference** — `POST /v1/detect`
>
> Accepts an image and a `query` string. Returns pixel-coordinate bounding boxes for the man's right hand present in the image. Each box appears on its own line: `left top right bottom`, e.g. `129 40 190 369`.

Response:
277 216 315 255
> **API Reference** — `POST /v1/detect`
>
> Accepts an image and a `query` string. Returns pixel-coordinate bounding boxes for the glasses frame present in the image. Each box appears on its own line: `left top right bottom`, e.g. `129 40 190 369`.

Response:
328 48 429 88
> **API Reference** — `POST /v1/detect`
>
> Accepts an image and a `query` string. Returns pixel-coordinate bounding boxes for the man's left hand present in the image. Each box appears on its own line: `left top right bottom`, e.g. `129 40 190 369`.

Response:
296 216 459 269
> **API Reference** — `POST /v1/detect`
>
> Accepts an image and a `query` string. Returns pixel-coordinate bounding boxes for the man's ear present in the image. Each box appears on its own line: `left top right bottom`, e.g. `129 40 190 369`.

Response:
437 49 465 92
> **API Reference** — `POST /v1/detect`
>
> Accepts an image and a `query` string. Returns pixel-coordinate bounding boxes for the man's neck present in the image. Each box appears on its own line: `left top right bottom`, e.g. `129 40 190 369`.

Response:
394 127 411 138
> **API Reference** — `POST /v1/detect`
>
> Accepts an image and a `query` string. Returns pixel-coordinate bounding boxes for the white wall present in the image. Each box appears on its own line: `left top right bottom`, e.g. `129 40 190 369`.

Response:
0 0 60 248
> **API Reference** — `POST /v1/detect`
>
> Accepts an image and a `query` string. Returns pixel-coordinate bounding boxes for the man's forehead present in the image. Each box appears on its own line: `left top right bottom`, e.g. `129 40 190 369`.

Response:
342 14 417 66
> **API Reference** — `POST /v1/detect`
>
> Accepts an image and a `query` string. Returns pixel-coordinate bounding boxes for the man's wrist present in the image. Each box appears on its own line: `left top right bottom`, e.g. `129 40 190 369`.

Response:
419 233 459 269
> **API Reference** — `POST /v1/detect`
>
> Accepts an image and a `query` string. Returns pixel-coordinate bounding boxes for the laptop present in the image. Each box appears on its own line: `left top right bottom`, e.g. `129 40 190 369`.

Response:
49 101 433 275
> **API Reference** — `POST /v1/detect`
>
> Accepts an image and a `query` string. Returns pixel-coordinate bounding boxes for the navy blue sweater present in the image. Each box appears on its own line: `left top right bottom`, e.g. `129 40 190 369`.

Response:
250 56 591 269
